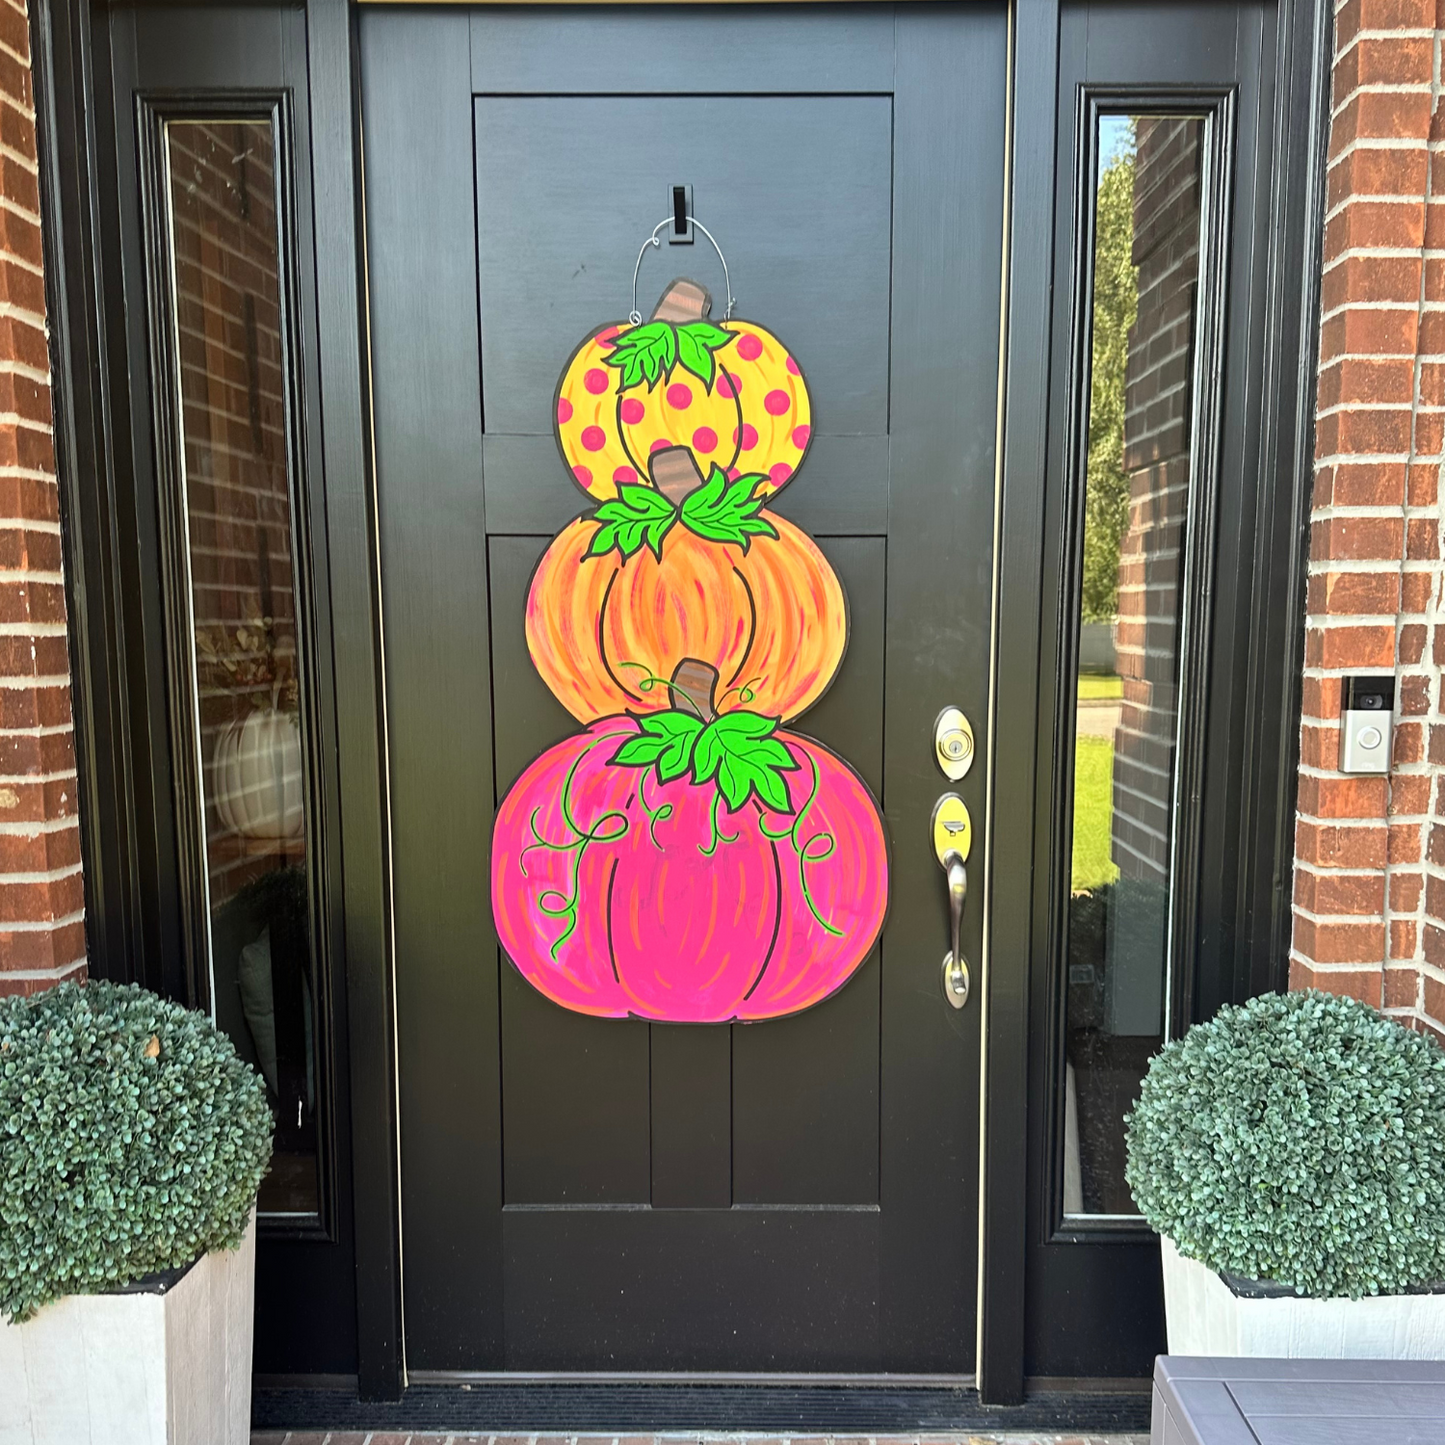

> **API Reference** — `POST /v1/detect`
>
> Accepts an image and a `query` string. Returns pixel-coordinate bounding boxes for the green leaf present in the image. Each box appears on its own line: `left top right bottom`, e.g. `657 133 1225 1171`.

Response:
674 327 714 389
679 467 780 551
691 711 797 813
588 484 680 560
609 711 705 784
615 481 677 518
603 322 678 391
683 320 733 350
671 321 733 391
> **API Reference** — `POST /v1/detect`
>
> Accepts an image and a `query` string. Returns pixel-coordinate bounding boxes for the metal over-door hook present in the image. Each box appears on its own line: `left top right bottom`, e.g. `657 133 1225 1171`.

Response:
668 184 694 243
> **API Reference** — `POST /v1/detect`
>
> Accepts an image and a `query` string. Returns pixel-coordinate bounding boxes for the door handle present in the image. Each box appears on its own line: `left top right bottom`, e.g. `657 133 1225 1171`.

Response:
942 851 969 1008
932 793 972 1009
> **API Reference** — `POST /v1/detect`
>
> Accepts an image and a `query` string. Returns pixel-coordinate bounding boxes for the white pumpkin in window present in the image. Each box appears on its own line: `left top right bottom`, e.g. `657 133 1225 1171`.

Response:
213 690 304 842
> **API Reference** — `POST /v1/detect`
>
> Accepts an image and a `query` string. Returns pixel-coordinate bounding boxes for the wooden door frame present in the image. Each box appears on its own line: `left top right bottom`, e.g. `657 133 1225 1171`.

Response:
30 0 1329 1410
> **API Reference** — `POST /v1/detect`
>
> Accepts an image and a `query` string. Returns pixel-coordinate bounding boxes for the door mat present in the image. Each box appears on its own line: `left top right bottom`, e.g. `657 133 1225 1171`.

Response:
250 1383 1152 1434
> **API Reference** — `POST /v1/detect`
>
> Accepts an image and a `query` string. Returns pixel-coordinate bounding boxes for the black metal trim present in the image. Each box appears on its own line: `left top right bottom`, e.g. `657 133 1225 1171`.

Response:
1043 87 1236 1244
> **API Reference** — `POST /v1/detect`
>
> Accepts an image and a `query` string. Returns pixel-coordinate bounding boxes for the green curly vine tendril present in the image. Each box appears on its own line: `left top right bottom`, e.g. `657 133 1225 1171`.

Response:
759 748 844 937
618 661 671 695
638 770 674 849
518 735 629 959
699 790 742 859
621 661 762 712
716 676 762 708
598 696 844 936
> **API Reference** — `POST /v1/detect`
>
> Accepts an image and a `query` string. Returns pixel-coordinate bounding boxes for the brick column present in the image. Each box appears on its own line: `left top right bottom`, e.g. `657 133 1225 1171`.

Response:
1291 0 1445 1039
0 0 85 996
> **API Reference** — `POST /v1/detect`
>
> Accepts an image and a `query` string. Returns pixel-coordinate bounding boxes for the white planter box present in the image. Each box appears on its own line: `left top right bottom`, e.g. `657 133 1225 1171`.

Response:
1161 1233 1445 1359
0 1211 256 1445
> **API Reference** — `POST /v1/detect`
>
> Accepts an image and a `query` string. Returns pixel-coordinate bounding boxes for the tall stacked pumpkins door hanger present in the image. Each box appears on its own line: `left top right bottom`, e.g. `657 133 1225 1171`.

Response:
492 230 889 1023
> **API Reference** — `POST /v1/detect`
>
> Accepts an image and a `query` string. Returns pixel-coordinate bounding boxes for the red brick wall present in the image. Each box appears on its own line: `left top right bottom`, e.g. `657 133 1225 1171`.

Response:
0 0 84 998
1291 0 1445 1039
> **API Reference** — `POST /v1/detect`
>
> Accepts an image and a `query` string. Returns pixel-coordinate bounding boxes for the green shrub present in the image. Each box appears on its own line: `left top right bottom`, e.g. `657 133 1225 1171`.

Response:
1125 989 1445 1298
0 980 272 1322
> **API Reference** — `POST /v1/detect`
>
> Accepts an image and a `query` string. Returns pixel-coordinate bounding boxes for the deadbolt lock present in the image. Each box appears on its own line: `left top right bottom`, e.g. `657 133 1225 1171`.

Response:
934 706 975 781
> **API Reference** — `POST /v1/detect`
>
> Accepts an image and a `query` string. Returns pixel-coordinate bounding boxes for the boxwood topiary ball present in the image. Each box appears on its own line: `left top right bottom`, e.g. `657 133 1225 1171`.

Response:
0 980 272 1323
1125 989 1445 1299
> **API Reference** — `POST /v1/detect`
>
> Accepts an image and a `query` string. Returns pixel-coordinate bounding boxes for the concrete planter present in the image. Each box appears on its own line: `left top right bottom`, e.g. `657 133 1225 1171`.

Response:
1161 1233 1445 1359
0 1210 256 1445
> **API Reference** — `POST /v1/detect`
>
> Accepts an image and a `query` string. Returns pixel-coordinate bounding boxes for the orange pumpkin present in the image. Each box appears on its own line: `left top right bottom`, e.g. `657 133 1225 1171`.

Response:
526 449 846 724
556 278 812 504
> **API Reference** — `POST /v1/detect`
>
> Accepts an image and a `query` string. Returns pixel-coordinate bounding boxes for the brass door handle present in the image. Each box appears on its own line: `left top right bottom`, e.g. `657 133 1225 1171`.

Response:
932 794 972 1009
943 851 969 1008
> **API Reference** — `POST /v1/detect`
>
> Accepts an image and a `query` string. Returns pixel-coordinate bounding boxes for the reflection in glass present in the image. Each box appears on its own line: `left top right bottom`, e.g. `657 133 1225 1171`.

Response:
1063 115 1206 1216
165 120 317 1216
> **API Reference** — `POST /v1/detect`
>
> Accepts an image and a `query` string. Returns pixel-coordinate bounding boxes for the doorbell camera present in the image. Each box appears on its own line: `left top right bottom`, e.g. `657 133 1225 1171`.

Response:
1340 674 1395 775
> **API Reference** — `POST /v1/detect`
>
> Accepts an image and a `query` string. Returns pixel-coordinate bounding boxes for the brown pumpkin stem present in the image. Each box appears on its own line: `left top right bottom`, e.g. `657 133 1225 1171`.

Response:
651 278 711 324
649 445 707 504
670 659 719 723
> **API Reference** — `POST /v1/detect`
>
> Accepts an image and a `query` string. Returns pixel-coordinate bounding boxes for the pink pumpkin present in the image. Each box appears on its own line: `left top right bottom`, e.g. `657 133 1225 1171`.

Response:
491 713 888 1023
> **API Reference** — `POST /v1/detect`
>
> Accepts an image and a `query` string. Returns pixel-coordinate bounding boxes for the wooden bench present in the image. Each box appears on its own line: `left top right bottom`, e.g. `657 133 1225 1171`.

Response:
1152 1355 1445 1443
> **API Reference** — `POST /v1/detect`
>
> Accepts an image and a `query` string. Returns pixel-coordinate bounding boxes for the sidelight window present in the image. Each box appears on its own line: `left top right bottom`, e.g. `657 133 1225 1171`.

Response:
151 115 324 1220
1060 110 1220 1219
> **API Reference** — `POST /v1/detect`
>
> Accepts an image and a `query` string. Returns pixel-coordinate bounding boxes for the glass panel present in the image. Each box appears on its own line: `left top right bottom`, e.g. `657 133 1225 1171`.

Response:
1063 114 1206 1217
165 120 318 1216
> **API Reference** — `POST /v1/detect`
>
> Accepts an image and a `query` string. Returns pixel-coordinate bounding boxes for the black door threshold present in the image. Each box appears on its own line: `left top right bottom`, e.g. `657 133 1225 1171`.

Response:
251 1381 1152 1434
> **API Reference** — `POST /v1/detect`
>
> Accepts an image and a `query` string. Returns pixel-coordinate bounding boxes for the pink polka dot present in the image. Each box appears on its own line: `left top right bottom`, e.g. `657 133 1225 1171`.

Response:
620 398 645 425
734 423 759 451
792 424 811 449
666 383 693 410
692 427 718 454
718 370 742 397
557 397 573 424
650 438 672 454
580 425 607 452
585 368 608 395
736 334 763 361
573 465 592 487
785 355 801 376
728 468 742 481
613 466 638 485
597 325 621 343
764 389 791 417
769 463 793 486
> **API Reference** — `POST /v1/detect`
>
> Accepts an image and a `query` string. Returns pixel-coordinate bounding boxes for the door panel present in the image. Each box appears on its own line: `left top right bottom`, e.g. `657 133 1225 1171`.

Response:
475 96 894 438
501 1208 882 1370
363 3 1006 1373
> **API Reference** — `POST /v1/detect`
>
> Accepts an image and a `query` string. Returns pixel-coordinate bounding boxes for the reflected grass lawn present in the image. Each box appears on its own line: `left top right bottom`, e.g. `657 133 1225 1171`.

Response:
1078 672 1124 701
1072 735 1120 891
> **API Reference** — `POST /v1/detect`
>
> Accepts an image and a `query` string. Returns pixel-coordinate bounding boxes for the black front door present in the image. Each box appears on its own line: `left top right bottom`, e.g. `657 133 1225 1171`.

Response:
360 4 1006 1373
50 0 1324 1397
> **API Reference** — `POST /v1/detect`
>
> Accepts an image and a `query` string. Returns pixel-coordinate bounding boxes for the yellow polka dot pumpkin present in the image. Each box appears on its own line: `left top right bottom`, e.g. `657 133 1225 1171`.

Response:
555 278 813 503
